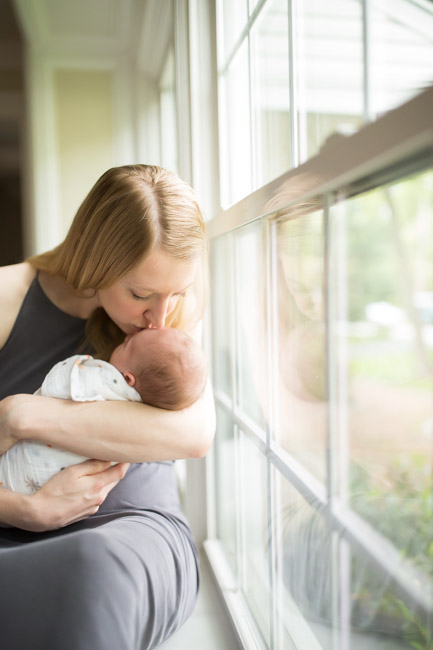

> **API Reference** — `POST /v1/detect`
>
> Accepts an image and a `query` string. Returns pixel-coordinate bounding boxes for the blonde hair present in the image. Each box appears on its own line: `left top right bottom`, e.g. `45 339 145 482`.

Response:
29 165 208 359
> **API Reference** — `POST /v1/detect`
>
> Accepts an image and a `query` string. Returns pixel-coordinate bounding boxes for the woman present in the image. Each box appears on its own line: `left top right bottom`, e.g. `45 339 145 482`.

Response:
0 164 215 650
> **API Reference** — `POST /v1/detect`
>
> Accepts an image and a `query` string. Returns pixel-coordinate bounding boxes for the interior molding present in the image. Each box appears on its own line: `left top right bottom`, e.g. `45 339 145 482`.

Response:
137 0 173 81
12 0 140 56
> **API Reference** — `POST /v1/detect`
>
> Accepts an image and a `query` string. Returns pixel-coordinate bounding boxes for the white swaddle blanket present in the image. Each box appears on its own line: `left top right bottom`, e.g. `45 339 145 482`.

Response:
0 355 142 495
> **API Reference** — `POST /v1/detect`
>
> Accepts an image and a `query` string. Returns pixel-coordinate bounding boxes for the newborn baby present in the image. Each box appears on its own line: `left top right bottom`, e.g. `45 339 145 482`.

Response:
0 327 207 495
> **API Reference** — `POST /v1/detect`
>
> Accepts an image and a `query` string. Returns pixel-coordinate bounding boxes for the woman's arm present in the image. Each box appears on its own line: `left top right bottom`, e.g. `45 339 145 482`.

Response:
1 379 216 462
0 460 129 531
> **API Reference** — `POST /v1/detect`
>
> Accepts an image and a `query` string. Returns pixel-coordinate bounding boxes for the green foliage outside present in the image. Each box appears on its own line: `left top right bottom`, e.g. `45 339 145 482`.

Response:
350 455 433 649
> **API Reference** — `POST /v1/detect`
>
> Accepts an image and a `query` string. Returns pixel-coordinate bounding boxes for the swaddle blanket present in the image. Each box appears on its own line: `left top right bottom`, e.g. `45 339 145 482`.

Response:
0 355 142 495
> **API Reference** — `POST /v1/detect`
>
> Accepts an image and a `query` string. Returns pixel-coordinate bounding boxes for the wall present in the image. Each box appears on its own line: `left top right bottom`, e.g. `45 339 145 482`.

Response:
54 68 115 235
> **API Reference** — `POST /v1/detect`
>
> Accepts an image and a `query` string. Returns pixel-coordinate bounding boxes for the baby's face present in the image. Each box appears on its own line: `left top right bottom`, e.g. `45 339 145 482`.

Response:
109 328 163 374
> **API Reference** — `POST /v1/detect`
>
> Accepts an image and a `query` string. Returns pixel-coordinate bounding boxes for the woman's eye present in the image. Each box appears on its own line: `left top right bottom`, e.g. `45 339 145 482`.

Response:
132 293 151 301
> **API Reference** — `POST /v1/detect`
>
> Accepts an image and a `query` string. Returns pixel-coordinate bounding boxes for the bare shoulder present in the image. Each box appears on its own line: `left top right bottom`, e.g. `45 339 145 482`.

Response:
0 262 36 350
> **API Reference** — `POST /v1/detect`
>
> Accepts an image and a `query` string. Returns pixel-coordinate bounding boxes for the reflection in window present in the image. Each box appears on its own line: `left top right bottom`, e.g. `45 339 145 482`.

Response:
330 169 433 558
240 431 271 646
235 221 268 430
330 169 433 647
276 472 431 649
211 235 233 397
210 166 433 649
275 472 333 649
276 210 327 479
215 406 238 576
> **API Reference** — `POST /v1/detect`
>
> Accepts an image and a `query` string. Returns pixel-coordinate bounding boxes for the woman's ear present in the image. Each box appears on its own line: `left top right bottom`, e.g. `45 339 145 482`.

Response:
122 371 136 387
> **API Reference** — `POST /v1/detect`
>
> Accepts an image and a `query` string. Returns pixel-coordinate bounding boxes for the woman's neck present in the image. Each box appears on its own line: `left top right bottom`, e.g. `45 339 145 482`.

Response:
38 271 100 319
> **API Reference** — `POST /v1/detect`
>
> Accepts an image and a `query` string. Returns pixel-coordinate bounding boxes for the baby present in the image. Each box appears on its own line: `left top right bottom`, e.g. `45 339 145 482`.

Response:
0 327 207 495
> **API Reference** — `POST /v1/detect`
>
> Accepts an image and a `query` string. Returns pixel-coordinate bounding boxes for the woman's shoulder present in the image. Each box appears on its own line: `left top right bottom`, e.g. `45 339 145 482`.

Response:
0 261 36 301
0 262 36 350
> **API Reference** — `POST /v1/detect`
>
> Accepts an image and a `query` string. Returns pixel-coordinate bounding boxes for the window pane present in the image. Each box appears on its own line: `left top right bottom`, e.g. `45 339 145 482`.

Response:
249 0 261 15
215 406 238 577
159 47 178 172
330 169 433 576
369 0 433 118
240 431 271 646
235 220 268 430
349 548 431 649
250 0 291 188
219 0 248 61
220 41 252 207
295 0 364 161
211 234 233 397
274 471 334 649
276 210 327 479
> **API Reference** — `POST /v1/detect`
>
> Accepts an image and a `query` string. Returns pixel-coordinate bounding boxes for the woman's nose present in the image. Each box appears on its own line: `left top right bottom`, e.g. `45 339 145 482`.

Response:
144 298 169 328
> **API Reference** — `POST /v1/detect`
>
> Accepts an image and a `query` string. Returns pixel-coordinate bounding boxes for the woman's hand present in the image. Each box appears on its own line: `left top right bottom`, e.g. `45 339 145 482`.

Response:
9 460 130 532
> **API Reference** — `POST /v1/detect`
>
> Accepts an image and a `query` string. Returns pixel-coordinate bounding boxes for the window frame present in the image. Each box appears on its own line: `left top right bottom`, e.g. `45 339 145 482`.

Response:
204 85 433 649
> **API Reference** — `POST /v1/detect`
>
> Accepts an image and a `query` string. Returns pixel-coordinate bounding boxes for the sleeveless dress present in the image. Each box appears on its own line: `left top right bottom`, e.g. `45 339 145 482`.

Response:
0 276 199 650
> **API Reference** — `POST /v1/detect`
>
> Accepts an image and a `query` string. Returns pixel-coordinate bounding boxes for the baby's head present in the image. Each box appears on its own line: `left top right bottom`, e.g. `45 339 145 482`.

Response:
109 327 207 410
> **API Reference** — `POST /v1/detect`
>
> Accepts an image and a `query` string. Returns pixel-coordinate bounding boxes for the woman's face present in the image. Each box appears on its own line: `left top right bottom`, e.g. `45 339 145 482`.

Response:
98 247 197 333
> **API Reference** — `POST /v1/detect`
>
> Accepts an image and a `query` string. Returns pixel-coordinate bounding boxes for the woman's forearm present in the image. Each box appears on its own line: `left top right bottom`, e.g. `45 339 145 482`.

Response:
8 380 216 463
0 487 32 528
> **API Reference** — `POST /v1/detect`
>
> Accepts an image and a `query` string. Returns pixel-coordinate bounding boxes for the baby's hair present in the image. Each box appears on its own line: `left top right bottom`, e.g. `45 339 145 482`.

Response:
134 330 207 410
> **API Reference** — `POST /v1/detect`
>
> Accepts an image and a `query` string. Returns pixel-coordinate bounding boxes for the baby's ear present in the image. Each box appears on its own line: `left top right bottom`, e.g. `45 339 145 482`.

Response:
123 371 136 387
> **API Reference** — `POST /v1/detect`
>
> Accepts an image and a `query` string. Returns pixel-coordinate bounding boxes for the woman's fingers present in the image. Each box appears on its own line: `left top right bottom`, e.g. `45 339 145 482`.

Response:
72 458 130 479
24 460 131 532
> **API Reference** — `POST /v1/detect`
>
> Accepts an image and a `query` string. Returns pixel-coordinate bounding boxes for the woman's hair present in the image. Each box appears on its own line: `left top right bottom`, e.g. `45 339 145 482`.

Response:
28 165 208 359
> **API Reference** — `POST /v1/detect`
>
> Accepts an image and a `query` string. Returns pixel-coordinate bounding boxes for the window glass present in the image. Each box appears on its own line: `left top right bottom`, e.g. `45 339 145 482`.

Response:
330 169 433 576
275 470 432 649
249 0 262 15
250 0 291 188
220 40 252 206
235 220 268 431
274 471 333 649
295 0 364 161
159 47 178 172
349 548 430 649
369 0 433 118
276 209 327 479
215 406 238 577
240 431 271 646
211 234 233 397
219 0 248 61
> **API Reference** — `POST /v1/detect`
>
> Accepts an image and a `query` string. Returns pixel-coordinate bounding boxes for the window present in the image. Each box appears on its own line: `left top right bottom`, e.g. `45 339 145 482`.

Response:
159 46 178 172
216 0 433 207
207 90 433 649
206 2 433 645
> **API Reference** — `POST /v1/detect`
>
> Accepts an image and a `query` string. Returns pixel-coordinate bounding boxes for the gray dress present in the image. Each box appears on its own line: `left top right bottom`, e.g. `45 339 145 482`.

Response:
0 276 199 650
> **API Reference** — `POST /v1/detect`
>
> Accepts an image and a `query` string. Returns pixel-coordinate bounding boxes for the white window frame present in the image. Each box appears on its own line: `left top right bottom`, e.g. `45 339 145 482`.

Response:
204 85 433 649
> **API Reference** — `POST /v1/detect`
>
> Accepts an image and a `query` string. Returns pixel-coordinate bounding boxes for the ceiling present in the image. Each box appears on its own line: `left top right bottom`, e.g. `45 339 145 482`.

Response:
0 0 173 177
